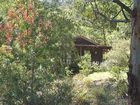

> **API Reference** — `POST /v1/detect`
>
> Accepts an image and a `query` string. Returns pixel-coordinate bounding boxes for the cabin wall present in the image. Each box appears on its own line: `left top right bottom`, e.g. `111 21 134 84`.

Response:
91 49 103 63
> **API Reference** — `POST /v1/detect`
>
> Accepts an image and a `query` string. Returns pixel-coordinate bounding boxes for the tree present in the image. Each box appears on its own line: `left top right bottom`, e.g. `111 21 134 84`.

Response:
128 0 140 105
0 0 50 104
72 0 131 45
112 0 140 105
0 0 77 104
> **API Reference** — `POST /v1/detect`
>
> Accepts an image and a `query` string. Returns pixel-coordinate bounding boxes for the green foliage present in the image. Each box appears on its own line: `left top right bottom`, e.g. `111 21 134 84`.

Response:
0 0 76 105
101 39 129 104
71 0 131 44
39 6 77 75
72 73 127 105
78 53 94 75
42 78 74 105
104 39 130 68
92 86 115 105
109 66 128 98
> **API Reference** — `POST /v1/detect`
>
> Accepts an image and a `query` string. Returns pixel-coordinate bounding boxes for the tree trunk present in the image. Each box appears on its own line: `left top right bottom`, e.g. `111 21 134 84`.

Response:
128 0 140 105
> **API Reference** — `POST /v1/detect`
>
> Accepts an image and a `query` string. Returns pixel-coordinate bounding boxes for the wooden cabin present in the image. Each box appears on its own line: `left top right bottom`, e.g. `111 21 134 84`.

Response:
74 36 112 63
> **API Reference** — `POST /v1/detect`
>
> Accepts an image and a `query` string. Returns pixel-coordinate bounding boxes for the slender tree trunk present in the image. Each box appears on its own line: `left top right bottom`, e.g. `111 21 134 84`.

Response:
128 0 140 105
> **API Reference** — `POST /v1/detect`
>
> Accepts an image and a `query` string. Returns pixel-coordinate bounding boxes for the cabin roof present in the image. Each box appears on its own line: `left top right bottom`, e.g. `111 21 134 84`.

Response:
74 36 112 51
74 36 97 45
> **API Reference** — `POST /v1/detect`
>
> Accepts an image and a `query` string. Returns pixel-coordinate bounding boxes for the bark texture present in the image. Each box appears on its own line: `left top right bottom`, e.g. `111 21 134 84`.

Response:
128 0 140 105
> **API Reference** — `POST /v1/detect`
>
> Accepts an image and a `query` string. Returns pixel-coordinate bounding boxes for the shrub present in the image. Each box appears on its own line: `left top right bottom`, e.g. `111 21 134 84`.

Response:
104 39 130 68
78 53 94 75
43 78 74 105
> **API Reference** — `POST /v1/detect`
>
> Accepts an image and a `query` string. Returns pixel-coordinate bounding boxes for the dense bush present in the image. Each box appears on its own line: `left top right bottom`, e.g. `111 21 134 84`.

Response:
78 53 94 75
42 78 74 105
104 39 130 68
0 1 76 105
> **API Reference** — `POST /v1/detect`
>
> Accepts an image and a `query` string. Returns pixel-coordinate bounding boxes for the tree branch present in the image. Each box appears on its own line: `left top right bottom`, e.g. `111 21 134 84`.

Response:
122 8 129 20
112 0 132 14
89 0 130 23
111 19 130 23
93 9 110 21
92 8 130 23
